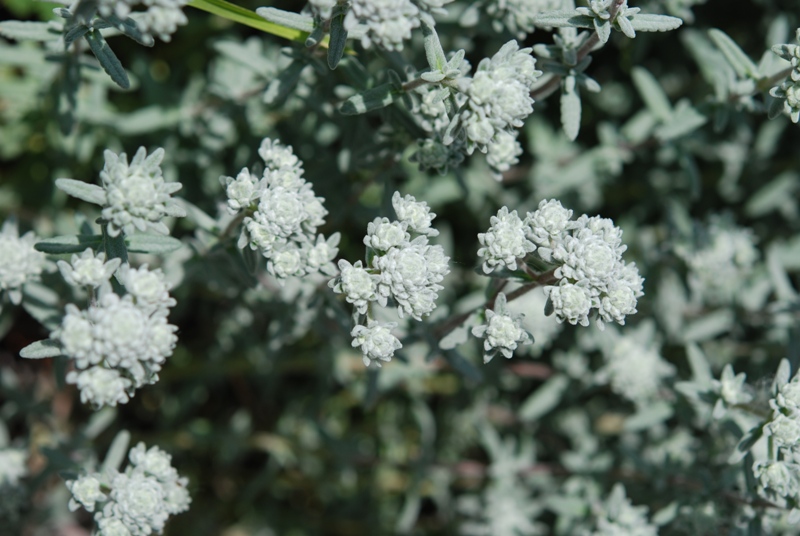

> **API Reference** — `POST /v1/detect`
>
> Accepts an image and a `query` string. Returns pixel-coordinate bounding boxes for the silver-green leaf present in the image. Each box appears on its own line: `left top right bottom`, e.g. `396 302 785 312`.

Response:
84 30 130 89
339 83 400 115
20 339 64 359
256 7 314 33
55 178 106 205
708 28 760 79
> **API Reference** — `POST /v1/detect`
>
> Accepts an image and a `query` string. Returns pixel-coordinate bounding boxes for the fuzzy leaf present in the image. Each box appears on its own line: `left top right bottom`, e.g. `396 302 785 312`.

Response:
422 23 446 72
631 67 672 121
101 14 155 47
35 234 104 254
64 24 91 48
533 10 593 29
56 178 106 205
339 83 400 115
727 426 762 465
708 28 760 79
627 14 683 33
256 7 314 33
624 401 674 431
19 339 64 359
101 430 131 474
0 21 59 42
519 374 570 422
656 101 706 140
560 75 582 141
84 30 130 89
125 234 183 254
263 60 306 105
327 12 347 70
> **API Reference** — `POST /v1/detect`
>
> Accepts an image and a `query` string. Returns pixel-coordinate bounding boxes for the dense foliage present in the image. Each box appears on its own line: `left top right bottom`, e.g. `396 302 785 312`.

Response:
2 0 800 534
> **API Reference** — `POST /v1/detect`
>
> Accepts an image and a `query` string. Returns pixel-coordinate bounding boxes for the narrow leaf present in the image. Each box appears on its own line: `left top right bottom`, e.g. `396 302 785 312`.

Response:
422 23 446 72
560 75 582 141
656 100 707 140
631 67 672 121
55 178 106 205
627 14 683 33
519 374 569 422
305 24 325 47
256 7 314 33
0 21 59 42
708 28 760 79
339 83 400 115
263 60 306 105
327 12 347 70
727 426 762 465
773 358 792 394
64 25 91 48
105 230 129 264
533 11 593 29
101 430 131 474
101 14 155 47
125 234 182 254
35 234 103 254
20 339 64 359
84 30 130 89
189 0 306 43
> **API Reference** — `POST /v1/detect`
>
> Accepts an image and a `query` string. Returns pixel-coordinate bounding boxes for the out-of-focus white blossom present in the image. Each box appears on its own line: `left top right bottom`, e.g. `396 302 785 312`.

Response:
471 292 533 363
99 147 186 237
477 207 536 274
677 216 758 305
344 0 452 50
58 248 121 289
67 475 106 513
351 320 403 367
96 0 188 42
0 448 27 486
0 219 46 305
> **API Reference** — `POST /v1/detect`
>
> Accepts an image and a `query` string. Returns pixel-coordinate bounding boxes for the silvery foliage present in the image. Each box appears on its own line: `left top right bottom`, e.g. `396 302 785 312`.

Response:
471 292 534 363
329 191 449 366
588 483 658 536
457 426 544 536
0 219 47 307
66 439 190 536
476 199 643 329
227 138 339 280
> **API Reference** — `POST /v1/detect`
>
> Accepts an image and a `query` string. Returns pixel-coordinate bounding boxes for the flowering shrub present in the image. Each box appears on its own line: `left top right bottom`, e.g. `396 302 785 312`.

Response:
2 0 800 534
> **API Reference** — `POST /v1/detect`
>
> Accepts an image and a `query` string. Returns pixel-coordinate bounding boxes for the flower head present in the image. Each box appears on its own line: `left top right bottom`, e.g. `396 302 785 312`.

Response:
471 292 533 363
351 320 403 367
58 248 121 288
99 147 185 237
0 219 46 305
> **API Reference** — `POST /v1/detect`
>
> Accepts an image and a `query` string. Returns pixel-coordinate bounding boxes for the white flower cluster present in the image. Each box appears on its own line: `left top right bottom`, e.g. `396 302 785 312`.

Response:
98 147 186 237
476 199 643 329
58 248 122 288
0 219 46 306
770 28 800 123
343 0 452 51
452 40 542 177
471 292 533 363
676 216 758 305
66 442 190 535
0 448 27 486
94 0 189 41
54 263 178 408
329 191 449 366
590 483 658 536
754 371 800 508
477 207 536 274
226 138 339 280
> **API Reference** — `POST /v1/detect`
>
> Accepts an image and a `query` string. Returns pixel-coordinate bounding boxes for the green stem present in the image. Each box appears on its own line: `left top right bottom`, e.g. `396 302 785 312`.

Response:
187 0 309 43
